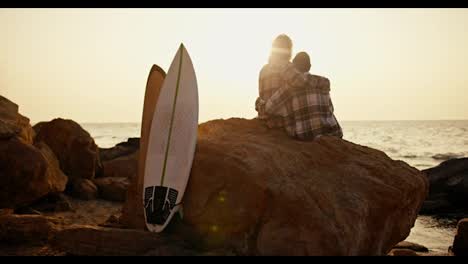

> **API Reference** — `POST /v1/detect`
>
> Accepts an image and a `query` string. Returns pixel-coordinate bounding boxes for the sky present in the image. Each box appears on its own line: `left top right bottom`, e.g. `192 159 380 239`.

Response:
1 8 468 124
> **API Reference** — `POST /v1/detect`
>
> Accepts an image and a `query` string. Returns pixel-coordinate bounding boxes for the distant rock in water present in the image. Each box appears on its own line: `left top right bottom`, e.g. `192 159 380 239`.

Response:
420 157 468 216
432 153 464 161
33 118 100 181
122 118 428 255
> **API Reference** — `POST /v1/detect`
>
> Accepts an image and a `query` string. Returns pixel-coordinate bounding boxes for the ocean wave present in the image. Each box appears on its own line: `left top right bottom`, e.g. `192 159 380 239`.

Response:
93 135 112 139
386 147 399 154
414 164 433 168
382 136 393 142
431 153 464 161
401 154 418 159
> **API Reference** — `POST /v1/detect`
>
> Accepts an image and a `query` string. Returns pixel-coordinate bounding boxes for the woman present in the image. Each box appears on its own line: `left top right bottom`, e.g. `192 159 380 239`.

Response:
256 34 294 128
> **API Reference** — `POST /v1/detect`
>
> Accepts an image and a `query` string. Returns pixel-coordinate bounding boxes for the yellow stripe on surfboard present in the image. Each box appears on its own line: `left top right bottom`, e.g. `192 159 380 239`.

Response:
160 44 184 186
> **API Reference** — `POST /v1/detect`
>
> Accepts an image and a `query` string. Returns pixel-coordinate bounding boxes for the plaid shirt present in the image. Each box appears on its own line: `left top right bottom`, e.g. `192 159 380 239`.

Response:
257 60 291 128
257 69 343 140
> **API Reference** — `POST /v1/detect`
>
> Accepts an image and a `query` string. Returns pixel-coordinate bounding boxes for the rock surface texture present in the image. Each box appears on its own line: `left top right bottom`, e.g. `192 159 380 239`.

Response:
122 118 429 255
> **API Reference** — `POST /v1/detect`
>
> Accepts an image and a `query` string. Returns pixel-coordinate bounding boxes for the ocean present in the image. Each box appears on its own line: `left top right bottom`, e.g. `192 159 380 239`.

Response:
82 120 468 253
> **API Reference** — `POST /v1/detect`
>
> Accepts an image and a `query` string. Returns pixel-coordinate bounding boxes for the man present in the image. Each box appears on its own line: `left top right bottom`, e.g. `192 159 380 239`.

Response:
257 52 343 140
257 34 310 128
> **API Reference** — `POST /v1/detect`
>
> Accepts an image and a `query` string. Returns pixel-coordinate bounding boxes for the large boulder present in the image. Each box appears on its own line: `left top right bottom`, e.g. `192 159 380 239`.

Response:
93 177 130 202
119 143 145 230
100 151 139 179
27 193 73 213
99 138 139 162
0 96 34 144
420 158 468 215
33 118 100 180
50 225 196 256
0 138 67 208
388 248 419 256
123 118 429 255
452 218 468 256
0 214 57 245
392 241 428 252
68 178 98 200
34 142 68 192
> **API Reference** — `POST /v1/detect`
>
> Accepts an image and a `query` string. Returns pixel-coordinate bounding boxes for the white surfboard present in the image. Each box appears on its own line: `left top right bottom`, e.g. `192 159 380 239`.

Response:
142 44 198 232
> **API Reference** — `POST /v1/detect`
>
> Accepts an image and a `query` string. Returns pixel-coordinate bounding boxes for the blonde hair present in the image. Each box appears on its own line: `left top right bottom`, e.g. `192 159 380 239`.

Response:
270 34 293 61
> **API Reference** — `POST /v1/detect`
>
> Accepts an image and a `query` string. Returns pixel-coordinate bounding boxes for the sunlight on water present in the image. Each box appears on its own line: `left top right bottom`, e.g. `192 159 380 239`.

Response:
342 120 468 170
406 216 457 253
82 123 141 148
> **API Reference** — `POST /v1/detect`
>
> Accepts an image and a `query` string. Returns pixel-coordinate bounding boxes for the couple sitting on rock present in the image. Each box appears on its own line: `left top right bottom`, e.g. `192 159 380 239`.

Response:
256 34 343 141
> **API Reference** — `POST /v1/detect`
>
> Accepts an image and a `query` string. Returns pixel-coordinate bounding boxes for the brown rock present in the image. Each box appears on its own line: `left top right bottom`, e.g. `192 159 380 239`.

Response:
99 214 122 228
393 241 428 252
28 193 73 213
184 119 428 255
0 121 16 139
34 118 100 180
99 137 139 162
32 121 47 136
93 177 129 202
35 141 68 193
421 158 468 214
388 249 419 256
0 214 56 245
0 96 34 144
0 209 13 216
121 118 428 255
0 245 67 256
68 178 98 200
124 118 426 256
120 149 146 229
14 207 42 215
50 225 194 256
117 137 139 149
100 151 138 179
452 218 468 256
0 138 67 208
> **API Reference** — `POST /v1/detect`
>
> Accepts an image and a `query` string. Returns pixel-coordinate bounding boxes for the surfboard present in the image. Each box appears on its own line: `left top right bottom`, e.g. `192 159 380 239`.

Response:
121 64 166 229
142 44 198 232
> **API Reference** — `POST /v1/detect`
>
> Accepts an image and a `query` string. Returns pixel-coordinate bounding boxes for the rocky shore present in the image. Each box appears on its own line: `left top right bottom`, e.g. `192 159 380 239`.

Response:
1 95 466 256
